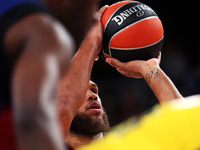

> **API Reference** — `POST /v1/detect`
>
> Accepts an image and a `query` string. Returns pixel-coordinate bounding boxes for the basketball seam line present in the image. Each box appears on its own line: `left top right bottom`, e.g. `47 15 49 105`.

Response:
103 1 137 34
108 16 160 55
110 36 164 50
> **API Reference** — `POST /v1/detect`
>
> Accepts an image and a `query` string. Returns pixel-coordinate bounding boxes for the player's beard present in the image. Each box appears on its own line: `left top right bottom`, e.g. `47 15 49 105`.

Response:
70 109 110 135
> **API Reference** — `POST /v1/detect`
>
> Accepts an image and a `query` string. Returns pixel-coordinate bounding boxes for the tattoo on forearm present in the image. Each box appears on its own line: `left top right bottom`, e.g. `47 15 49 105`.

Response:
146 68 160 85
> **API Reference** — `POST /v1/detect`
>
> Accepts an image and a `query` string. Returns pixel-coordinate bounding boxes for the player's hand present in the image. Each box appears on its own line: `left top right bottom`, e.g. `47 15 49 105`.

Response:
106 52 161 78
81 5 108 60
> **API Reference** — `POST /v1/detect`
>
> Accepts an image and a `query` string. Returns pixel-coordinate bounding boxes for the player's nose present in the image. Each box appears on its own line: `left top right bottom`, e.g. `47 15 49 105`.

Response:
87 90 98 101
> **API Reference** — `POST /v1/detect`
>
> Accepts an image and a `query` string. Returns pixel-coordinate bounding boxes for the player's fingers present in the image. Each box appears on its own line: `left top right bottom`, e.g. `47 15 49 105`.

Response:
99 5 109 16
106 58 126 69
95 5 109 21
95 55 99 61
157 51 161 65
117 68 143 78
117 68 132 77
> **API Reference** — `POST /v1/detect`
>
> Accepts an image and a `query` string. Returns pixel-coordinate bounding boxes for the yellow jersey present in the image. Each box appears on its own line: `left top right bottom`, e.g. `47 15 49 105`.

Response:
78 95 200 150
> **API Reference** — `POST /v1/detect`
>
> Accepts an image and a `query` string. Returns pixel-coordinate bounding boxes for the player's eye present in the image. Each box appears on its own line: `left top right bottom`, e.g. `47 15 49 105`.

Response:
91 88 97 94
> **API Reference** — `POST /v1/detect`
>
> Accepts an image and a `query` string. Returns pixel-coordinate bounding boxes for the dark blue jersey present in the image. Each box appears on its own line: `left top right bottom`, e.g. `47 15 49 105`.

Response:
0 0 42 17
0 0 50 111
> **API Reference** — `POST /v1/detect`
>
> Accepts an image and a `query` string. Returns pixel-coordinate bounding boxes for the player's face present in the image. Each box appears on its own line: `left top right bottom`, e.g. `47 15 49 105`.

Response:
78 80 103 118
70 80 109 135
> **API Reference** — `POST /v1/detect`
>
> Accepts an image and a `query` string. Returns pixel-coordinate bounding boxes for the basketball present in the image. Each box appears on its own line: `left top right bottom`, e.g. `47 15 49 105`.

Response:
101 1 164 62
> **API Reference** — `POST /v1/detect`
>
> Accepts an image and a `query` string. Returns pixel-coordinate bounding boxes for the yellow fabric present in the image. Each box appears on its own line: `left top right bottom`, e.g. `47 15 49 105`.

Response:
78 95 200 150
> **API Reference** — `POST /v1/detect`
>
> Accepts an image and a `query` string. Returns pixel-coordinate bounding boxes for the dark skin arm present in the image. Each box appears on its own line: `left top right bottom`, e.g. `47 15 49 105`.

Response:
57 6 108 137
106 52 184 104
5 13 74 150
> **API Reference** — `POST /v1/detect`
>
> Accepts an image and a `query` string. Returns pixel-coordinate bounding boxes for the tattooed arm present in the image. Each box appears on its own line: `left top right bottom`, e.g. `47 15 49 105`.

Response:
106 52 184 103
143 65 183 103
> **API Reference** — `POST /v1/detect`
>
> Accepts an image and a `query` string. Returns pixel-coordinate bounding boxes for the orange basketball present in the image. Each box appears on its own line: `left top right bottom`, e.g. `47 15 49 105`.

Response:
101 1 164 62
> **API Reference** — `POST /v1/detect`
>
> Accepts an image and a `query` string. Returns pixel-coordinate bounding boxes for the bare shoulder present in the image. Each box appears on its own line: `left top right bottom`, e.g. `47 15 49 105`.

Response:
4 12 75 63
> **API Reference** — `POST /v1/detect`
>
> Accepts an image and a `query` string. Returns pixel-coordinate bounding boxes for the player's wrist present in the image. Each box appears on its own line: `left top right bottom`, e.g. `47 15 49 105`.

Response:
79 37 101 59
140 61 160 79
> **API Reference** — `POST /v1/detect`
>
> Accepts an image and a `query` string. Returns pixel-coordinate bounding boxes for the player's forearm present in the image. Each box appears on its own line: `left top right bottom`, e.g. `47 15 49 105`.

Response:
141 66 183 103
15 105 65 150
59 36 98 106
58 12 105 135
58 37 99 135
13 53 66 150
